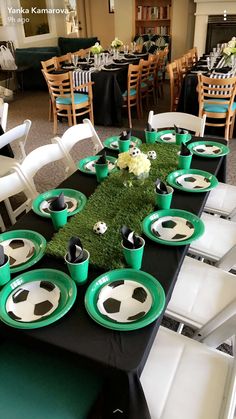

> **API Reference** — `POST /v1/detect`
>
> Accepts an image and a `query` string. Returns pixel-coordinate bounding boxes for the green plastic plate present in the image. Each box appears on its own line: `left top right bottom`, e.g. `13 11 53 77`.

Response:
0 230 46 273
103 136 142 150
85 269 165 331
187 141 230 158
155 130 192 144
167 169 218 192
32 188 87 218
0 269 77 329
77 155 117 174
142 209 205 246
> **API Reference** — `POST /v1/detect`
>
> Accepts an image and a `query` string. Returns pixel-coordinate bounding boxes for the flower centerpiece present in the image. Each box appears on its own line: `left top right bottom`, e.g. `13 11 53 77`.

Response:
117 148 151 186
111 37 123 49
90 42 104 55
223 37 236 65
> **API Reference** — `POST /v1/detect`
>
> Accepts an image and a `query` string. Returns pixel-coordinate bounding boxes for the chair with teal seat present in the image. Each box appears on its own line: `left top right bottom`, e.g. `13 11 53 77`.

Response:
122 63 141 128
0 338 104 419
139 58 150 117
42 70 94 134
197 73 236 141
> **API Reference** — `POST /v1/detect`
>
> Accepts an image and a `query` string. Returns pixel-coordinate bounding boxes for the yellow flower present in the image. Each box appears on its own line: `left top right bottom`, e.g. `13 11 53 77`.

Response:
117 151 132 169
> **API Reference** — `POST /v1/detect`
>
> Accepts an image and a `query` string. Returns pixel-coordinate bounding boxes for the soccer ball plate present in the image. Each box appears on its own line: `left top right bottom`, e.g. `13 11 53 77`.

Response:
2 238 35 267
151 216 194 242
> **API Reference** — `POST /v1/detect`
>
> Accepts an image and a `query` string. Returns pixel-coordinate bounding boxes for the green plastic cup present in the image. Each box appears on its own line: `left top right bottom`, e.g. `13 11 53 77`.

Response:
155 186 174 210
65 250 90 285
178 152 193 169
122 237 145 270
118 138 130 152
0 256 10 287
175 132 190 145
145 129 157 144
95 162 109 182
49 204 68 230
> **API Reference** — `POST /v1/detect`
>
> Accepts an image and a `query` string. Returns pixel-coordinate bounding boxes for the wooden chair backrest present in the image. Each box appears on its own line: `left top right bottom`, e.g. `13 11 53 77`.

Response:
72 49 86 58
55 53 72 69
148 54 159 79
167 61 181 111
198 74 236 109
140 59 150 85
42 70 72 103
127 63 140 93
41 56 57 72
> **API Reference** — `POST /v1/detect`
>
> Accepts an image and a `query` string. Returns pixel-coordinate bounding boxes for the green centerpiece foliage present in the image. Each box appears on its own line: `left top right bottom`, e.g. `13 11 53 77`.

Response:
46 143 178 270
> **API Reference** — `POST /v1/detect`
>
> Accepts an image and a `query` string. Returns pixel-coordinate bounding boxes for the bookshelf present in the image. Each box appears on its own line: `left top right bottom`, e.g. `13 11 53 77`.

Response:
135 0 171 36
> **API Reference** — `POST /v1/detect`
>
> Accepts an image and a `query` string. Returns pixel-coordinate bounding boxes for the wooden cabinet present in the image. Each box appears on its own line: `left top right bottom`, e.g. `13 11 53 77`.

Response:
135 0 171 36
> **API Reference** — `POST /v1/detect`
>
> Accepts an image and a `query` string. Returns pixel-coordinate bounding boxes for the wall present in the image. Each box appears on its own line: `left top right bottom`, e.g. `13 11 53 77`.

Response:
194 0 236 57
88 0 115 48
171 0 196 60
114 0 135 45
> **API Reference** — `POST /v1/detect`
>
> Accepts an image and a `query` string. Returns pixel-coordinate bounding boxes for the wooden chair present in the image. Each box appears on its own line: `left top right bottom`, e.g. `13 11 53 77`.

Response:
139 58 150 116
176 55 188 82
167 61 181 111
41 57 57 121
54 53 72 70
72 49 87 58
155 48 168 98
148 54 159 104
122 63 141 128
41 56 57 73
42 70 94 134
197 73 236 141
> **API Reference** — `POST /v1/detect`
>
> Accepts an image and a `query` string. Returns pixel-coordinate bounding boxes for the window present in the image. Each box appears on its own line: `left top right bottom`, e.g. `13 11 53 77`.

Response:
20 0 50 37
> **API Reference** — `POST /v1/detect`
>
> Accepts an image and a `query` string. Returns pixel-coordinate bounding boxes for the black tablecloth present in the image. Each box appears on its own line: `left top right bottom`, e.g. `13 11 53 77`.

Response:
0 124 14 157
0 131 226 419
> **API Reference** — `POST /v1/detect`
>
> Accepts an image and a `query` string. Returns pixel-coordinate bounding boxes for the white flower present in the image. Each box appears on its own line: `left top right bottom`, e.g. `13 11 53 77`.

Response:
117 151 151 177
223 46 232 56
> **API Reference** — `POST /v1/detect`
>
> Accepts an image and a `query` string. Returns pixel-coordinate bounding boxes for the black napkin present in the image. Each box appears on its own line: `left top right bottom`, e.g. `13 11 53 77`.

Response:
0 245 7 266
96 152 107 164
155 178 168 194
174 125 188 135
214 67 231 74
180 143 191 156
67 237 86 263
146 123 155 132
119 130 131 141
121 226 142 249
49 192 66 211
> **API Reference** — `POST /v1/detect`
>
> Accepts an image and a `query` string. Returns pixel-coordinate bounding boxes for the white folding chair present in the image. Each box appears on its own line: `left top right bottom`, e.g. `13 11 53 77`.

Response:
52 118 103 174
204 182 236 221
148 111 206 136
2 143 68 225
0 102 9 131
166 256 236 330
0 119 31 162
0 215 6 232
141 302 236 419
188 212 236 271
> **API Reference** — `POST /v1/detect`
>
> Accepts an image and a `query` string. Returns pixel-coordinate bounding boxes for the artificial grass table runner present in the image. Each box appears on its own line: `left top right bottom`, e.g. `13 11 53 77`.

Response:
46 143 178 270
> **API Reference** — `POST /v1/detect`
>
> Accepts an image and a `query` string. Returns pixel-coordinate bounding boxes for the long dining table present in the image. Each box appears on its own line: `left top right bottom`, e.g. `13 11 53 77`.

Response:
0 130 227 419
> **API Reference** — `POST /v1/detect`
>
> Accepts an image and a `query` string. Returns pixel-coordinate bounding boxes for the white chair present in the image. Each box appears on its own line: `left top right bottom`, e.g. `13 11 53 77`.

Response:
0 215 6 232
166 256 236 330
2 143 68 225
188 212 236 271
204 182 236 221
0 102 9 131
52 118 103 174
141 302 236 419
0 119 31 162
148 111 206 136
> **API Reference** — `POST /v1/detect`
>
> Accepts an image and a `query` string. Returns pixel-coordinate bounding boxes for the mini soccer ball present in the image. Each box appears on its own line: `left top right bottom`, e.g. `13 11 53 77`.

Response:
177 174 211 190
6 280 61 322
147 150 157 160
97 280 152 322
93 221 108 235
152 216 194 242
2 238 35 267
129 147 141 157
